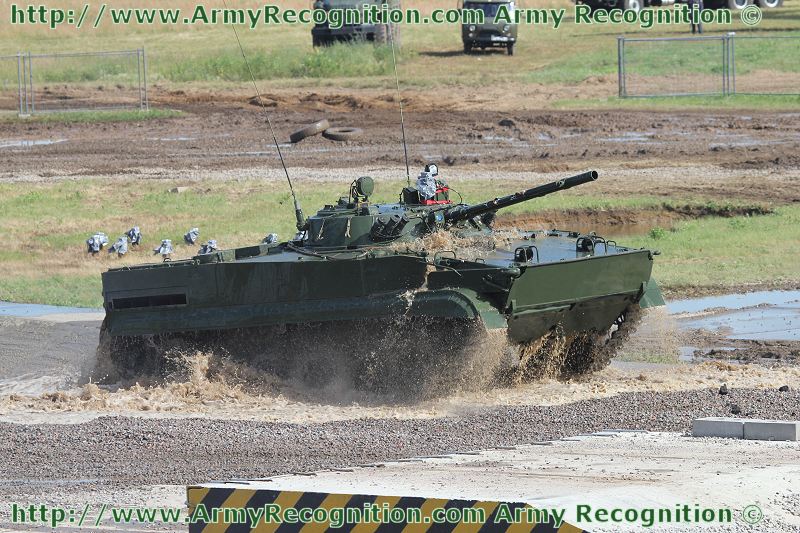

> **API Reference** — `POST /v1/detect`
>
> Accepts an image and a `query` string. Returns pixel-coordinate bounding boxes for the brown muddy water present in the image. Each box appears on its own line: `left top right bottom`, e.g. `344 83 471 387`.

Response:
669 290 800 365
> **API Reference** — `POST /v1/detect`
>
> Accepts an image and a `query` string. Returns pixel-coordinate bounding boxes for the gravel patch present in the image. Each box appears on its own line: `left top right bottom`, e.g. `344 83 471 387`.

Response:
1 387 798 498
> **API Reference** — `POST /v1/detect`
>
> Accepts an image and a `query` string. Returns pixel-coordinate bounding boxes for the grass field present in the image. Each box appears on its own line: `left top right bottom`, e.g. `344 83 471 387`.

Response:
0 178 795 307
0 108 181 123
0 0 798 103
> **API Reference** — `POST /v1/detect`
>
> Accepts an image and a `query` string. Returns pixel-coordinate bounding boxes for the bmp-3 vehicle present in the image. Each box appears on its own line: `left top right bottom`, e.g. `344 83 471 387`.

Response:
99 168 663 392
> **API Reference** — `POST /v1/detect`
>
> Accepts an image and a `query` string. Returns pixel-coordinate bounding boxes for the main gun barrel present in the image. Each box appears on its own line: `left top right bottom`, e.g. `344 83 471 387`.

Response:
444 170 598 223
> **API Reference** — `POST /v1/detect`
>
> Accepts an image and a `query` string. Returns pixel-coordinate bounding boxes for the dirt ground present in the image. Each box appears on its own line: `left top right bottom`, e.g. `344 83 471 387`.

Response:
1 87 799 205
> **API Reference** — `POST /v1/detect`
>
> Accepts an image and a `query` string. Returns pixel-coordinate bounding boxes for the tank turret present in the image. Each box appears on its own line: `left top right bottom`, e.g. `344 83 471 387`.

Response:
301 169 599 249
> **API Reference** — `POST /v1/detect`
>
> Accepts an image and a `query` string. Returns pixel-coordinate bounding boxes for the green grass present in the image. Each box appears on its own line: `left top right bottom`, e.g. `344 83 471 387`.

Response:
626 205 800 290
0 276 101 309
0 179 796 307
163 43 405 81
0 108 182 123
1 1 799 93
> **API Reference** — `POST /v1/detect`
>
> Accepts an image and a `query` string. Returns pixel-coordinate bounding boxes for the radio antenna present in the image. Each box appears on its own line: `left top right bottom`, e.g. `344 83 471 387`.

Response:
222 0 305 231
388 26 411 187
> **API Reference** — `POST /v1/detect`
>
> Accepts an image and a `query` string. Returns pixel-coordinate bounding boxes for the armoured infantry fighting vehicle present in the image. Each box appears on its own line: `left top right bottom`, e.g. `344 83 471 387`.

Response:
98 167 663 394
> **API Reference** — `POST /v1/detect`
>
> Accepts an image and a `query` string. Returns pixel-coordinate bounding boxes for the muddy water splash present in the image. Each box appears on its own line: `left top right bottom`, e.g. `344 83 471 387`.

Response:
95 317 526 404
9 293 794 424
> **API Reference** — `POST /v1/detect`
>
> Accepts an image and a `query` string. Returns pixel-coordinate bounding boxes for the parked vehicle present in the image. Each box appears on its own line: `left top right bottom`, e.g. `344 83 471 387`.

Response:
312 0 401 47
461 0 519 55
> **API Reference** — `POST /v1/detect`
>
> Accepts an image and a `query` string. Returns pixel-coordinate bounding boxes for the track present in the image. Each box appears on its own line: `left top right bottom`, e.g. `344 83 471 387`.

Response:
96 305 643 402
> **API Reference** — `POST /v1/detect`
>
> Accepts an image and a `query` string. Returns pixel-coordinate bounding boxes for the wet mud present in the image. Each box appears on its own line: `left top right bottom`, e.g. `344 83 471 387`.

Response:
671 290 800 366
1 89 799 208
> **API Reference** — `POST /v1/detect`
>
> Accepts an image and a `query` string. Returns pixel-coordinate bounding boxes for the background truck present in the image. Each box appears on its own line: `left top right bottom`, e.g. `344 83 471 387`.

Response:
461 0 519 55
576 0 782 14
312 0 401 47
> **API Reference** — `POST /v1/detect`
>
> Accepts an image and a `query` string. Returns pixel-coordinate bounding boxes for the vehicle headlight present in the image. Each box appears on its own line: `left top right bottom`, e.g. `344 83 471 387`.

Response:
469 25 476 31
503 24 510 32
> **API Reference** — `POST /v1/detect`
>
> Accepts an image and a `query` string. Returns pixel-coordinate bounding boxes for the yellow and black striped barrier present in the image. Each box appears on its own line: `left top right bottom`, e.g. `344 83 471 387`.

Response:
186 486 586 533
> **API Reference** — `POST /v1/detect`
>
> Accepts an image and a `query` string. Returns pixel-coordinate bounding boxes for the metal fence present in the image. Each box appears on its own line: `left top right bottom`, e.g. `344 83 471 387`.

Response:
0 49 148 116
618 33 800 97
0 54 24 116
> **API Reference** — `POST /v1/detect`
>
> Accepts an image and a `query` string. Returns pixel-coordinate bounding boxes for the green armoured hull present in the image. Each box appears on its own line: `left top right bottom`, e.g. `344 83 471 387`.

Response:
102 234 661 342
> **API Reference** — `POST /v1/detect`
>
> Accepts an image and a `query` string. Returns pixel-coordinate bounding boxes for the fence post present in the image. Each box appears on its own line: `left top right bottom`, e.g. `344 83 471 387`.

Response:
137 49 143 110
16 53 23 116
722 36 727 96
142 48 149 111
27 52 34 114
21 53 29 115
728 32 736 96
617 36 625 98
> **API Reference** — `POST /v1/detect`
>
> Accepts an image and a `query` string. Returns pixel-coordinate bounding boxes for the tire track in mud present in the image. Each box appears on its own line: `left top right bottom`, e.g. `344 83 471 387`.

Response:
2 92 800 200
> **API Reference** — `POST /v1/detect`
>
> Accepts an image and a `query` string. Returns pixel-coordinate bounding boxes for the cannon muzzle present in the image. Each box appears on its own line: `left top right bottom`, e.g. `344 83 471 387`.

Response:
444 170 598 224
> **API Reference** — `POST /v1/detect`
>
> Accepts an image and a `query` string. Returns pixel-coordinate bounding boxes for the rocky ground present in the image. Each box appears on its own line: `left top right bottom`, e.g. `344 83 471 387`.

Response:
1 387 798 498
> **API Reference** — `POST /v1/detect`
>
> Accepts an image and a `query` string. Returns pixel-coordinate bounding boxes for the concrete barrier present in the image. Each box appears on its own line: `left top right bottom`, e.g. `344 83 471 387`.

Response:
692 417 744 439
693 417 800 441
744 419 800 442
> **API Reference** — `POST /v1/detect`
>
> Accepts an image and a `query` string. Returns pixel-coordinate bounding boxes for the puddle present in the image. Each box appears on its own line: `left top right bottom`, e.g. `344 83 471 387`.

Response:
679 345 736 363
681 306 799 341
601 131 655 143
668 290 800 315
482 135 532 147
709 139 793 149
0 301 102 318
707 132 794 149
0 139 66 149
152 136 197 142
669 290 800 345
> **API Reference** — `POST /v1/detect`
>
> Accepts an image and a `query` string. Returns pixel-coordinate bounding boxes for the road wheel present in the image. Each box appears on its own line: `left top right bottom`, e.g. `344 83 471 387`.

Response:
507 43 515 56
312 35 333 47
727 0 751 9
322 127 364 142
376 23 401 46
623 0 643 13
464 43 473 54
375 24 388 44
390 24 401 48
289 119 330 144
759 0 782 8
